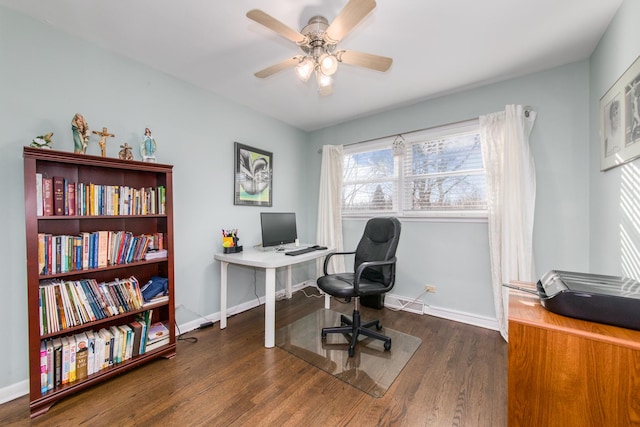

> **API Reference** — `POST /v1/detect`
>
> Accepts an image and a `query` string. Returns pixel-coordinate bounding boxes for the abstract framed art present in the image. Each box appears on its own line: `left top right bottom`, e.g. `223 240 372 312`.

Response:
600 55 640 171
234 142 273 206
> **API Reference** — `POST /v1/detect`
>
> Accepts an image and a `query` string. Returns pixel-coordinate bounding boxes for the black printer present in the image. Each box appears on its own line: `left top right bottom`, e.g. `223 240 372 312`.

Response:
536 270 640 330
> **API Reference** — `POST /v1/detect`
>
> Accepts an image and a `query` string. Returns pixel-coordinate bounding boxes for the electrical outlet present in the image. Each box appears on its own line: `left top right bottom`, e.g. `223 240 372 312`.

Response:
424 284 437 293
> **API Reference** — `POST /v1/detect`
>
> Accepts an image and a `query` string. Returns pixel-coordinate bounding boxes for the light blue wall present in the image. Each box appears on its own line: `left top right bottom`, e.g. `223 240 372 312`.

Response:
589 0 640 277
307 61 591 317
0 6 309 392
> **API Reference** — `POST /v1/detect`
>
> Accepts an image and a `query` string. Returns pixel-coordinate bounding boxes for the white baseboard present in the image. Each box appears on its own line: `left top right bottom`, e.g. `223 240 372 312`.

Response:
384 293 426 314
384 292 499 330
424 305 500 331
0 379 28 406
177 280 315 335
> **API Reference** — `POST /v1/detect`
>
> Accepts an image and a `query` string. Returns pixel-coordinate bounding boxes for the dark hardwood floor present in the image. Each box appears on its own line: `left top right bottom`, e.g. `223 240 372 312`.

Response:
0 289 507 426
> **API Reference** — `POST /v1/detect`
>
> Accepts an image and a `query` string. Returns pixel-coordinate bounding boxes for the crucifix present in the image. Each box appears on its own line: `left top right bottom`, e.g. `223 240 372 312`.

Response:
92 127 115 157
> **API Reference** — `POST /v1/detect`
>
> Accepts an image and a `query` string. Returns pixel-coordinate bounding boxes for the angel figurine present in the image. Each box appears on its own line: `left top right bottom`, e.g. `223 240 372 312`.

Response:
71 113 90 154
140 127 157 162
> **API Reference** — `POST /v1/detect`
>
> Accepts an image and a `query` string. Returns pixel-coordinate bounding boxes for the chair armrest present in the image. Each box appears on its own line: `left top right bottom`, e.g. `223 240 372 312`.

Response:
353 257 397 291
322 251 356 275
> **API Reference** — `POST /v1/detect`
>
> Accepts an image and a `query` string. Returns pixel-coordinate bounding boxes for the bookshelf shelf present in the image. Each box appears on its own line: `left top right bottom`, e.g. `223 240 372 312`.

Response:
23 147 176 418
38 258 169 280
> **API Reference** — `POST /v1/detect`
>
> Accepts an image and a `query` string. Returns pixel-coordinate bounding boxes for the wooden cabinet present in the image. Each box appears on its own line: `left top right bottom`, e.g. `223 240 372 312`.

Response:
508 290 640 426
23 147 176 418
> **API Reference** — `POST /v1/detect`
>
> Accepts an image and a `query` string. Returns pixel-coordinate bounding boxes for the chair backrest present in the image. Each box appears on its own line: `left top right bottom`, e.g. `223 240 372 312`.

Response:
354 217 401 285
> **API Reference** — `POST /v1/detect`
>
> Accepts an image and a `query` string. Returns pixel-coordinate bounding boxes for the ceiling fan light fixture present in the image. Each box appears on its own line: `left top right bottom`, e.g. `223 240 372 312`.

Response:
295 57 314 82
319 53 338 76
316 70 333 88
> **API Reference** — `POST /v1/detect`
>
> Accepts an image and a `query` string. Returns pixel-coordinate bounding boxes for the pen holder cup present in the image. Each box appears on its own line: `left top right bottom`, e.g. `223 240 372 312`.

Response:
223 245 243 254
222 236 242 253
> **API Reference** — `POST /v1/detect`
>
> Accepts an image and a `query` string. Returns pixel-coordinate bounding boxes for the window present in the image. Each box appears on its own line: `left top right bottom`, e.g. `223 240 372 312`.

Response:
342 119 487 218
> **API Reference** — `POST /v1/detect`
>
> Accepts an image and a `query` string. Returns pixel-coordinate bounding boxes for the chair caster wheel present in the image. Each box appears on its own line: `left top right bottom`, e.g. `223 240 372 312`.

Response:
384 340 391 351
321 332 327 339
348 347 355 357
376 323 383 331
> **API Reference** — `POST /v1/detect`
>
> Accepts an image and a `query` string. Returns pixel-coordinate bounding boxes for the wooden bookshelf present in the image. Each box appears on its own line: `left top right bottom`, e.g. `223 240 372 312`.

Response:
23 147 176 418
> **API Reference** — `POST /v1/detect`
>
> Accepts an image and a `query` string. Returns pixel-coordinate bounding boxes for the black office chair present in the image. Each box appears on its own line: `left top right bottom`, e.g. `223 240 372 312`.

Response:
317 217 401 357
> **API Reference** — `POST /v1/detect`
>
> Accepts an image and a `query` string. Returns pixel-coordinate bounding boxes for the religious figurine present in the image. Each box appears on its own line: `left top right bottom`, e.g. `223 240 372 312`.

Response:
140 127 157 162
92 127 115 157
71 113 90 154
119 142 134 160
30 132 53 149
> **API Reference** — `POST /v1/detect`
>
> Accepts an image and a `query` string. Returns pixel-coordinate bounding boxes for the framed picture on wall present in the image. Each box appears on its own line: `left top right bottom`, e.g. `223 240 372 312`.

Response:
600 55 640 171
234 142 273 206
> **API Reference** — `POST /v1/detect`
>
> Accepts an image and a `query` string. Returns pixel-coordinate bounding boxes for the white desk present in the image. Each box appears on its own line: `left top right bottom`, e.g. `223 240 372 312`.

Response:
214 246 334 348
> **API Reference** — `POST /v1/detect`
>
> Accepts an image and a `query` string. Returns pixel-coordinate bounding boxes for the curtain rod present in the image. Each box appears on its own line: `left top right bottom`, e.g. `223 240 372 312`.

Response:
317 105 532 154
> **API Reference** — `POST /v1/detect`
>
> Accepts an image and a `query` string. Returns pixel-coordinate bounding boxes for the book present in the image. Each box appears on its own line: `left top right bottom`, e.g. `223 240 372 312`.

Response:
39 287 46 335
36 173 43 216
45 234 52 275
142 294 169 307
145 336 170 352
74 333 89 381
109 326 123 364
129 321 143 357
119 324 133 361
46 339 54 391
91 331 103 374
53 284 67 330
144 248 168 261
37 233 46 275
61 336 70 385
68 334 77 383
136 311 151 355
42 177 53 216
53 337 62 388
40 341 47 394
85 330 96 376
68 182 76 216
147 321 170 344
97 328 113 368
97 230 109 268
53 176 65 216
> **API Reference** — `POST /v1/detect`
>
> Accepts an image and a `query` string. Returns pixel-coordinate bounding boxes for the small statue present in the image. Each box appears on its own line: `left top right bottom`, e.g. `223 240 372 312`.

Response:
71 114 90 154
31 132 53 149
119 143 134 160
92 127 115 157
140 127 157 162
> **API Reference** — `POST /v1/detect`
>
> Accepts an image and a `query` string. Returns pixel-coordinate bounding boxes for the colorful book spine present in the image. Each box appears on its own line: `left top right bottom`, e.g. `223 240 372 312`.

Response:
53 176 65 216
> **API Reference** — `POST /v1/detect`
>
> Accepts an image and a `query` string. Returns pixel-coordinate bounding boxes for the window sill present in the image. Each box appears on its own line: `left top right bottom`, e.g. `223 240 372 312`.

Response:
342 211 488 223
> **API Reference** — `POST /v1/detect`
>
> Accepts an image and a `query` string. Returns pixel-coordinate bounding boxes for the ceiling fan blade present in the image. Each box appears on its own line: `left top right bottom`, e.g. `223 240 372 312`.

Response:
254 57 301 78
336 50 392 72
325 0 377 43
247 9 306 44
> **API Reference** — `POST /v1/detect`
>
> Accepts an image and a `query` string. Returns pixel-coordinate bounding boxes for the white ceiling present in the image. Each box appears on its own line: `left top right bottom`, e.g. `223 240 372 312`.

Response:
0 0 623 131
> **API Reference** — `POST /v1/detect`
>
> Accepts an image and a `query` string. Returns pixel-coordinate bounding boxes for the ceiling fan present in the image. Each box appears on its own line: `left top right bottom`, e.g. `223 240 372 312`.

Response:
247 0 392 96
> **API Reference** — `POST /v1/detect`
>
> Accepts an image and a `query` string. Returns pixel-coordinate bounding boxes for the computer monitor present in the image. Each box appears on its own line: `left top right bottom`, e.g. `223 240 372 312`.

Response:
260 212 297 249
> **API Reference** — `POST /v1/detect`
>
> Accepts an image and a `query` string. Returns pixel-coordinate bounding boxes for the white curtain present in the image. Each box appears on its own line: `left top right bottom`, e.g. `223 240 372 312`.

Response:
316 145 345 274
480 105 537 341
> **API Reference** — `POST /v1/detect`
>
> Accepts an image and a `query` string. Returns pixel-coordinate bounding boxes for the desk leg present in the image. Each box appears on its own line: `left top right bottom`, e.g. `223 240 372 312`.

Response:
285 265 292 299
265 267 276 348
324 294 331 309
220 261 228 329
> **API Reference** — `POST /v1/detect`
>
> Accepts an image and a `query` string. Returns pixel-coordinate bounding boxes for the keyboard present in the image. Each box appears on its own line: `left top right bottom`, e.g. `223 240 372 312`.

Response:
285 245 328 256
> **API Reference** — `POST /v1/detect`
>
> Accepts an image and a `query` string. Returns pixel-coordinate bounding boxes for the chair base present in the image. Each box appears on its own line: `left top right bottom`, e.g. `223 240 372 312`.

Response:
321 309 392 357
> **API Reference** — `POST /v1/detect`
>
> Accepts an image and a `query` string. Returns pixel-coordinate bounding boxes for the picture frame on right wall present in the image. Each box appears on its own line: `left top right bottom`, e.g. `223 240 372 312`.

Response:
600 55 640 171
